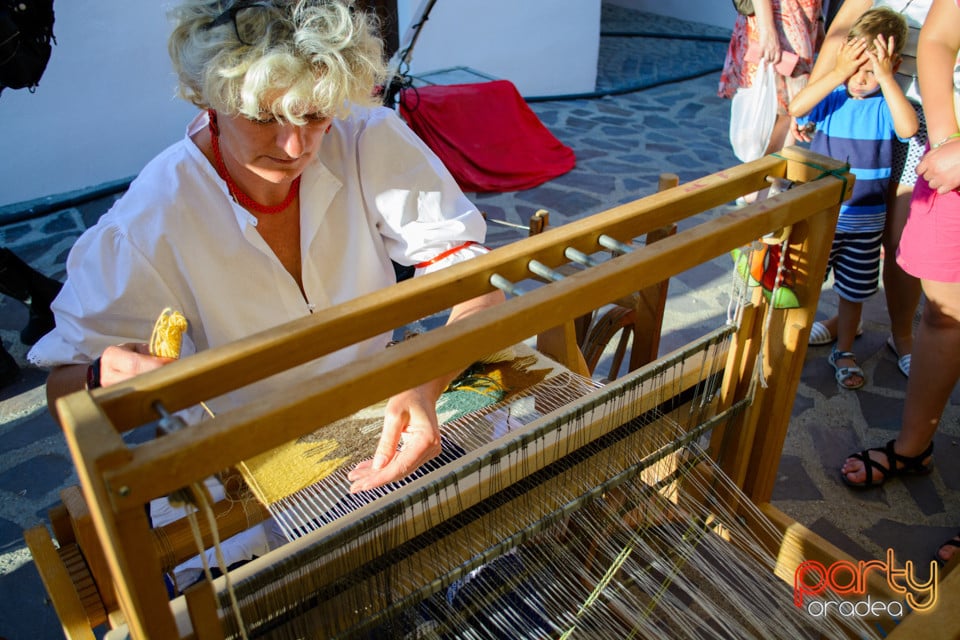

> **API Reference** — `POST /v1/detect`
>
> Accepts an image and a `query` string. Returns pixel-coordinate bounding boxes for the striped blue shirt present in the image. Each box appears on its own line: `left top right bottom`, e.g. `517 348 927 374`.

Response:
798 87 901 233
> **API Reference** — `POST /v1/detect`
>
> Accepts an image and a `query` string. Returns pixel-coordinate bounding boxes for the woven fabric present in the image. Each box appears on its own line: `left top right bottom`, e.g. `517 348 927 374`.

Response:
239 345 561 506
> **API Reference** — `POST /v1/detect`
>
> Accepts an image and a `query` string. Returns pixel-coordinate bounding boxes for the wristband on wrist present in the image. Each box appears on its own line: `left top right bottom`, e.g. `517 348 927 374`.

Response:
932 133 960 150
413 241 483 269
85 357 102 390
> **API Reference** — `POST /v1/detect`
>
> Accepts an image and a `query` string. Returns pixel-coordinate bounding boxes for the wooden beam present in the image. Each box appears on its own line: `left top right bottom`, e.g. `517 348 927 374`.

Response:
23 525 98 640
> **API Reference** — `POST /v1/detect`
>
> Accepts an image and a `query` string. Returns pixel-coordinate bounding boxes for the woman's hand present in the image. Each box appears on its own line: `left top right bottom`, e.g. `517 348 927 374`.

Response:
345 289 504 492
46 343 175 424
347 383 443 493
99 343 174 387
752 0 781 65
917 140 960 194
757 27 783 65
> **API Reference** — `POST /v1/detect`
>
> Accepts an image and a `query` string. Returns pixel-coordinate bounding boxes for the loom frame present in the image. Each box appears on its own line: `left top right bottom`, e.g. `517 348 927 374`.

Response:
26 147 956 639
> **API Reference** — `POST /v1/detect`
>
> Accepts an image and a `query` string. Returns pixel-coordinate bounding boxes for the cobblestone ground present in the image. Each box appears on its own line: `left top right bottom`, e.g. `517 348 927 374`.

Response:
0 4 957 638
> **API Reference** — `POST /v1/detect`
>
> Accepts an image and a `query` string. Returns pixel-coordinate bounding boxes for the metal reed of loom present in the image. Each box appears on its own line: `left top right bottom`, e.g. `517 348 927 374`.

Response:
256 346 606 541
27 147 957 639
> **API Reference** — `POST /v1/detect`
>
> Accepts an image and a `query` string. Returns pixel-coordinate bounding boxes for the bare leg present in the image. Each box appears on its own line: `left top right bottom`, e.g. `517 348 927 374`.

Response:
765 113 795 156
896 279 960 450
744 115 796 204
833 297 864 389
883 184 923 357
842 279 960 483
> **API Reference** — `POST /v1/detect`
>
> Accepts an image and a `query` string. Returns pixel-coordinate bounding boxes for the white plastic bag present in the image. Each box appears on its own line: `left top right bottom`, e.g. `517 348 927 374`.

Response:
729 59 778 162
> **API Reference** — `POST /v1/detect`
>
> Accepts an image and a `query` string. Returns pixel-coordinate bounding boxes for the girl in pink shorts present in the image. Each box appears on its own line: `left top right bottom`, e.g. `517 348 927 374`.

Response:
897 172 960 282
841 0 960 567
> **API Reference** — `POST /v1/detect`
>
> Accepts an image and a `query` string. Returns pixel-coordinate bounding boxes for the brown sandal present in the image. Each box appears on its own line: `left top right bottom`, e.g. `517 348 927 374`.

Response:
841 439 933 489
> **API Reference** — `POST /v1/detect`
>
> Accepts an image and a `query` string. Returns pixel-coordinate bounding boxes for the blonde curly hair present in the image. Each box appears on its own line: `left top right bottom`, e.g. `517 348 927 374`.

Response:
168 0 387 124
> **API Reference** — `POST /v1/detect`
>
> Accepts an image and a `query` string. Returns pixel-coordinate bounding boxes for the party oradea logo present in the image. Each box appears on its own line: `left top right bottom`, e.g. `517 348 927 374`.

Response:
794 549 938 618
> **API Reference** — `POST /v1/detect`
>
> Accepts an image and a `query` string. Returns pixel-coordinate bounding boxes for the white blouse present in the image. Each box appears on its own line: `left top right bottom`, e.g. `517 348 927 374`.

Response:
29 106 489 411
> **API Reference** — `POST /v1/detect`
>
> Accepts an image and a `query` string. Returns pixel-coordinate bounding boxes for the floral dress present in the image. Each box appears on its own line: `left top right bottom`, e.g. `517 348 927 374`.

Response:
718 0 823 115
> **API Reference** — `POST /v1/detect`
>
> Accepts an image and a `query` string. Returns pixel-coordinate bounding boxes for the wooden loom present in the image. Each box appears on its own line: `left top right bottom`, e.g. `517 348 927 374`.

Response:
24 147 959 639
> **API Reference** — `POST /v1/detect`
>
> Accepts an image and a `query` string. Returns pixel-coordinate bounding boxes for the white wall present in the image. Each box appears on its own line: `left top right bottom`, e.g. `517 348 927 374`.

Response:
605 0 736 30
395 0 600 98
1 1 601 210
0 2 197 209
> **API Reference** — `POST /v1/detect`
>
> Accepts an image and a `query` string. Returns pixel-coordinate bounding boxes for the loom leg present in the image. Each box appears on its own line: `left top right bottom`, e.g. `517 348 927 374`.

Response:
24 525 100 640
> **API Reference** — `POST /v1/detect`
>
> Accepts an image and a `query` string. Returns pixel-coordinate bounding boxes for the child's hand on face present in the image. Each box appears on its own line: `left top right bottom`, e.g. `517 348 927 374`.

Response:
836 37 869 79
865 34 897 82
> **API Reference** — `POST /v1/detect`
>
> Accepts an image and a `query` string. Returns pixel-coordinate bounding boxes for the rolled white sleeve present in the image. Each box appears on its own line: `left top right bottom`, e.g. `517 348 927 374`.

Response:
28 222 191 368
355 108 490 273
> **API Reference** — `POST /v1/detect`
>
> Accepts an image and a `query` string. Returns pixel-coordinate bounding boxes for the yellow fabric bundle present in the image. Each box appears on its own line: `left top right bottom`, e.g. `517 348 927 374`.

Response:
149 308 188 358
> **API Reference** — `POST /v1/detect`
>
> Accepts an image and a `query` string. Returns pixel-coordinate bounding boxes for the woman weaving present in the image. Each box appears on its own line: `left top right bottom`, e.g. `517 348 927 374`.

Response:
28 0 503 588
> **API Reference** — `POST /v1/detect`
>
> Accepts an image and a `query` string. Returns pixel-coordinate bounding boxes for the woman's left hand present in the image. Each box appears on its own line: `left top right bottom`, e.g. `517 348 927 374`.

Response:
347 384 443 492
917 140 960 194
346 289 504 492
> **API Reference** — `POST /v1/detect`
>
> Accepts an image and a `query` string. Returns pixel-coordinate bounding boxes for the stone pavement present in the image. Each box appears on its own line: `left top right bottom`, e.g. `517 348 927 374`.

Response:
1 4 958 638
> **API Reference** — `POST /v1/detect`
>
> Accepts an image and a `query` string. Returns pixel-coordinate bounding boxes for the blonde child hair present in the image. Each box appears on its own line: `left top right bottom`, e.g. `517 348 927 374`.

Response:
847 7 909 60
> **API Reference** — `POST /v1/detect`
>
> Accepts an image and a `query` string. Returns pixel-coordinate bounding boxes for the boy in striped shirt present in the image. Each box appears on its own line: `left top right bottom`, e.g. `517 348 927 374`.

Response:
789 7 918 389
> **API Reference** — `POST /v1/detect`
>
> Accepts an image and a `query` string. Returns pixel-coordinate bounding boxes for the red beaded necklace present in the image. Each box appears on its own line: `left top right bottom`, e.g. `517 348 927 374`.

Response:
207 109 301 215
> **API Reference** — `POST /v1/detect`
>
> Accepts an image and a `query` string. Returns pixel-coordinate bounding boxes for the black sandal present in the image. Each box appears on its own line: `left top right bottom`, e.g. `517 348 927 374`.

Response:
841 439 934 489
936 533 960 567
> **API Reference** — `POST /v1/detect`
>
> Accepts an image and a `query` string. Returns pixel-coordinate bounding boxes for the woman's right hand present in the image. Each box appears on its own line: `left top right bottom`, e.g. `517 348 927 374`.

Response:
46 343 175 425
99 343 174 387
757 27 783 65
752 0 781 65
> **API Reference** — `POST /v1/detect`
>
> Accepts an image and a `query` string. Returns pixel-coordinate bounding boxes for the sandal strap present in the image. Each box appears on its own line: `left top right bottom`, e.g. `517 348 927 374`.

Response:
829 348 858 367
835 365 864 376
884 439 934 475
809 321 833 345
844 440 934 488
849 448 892 487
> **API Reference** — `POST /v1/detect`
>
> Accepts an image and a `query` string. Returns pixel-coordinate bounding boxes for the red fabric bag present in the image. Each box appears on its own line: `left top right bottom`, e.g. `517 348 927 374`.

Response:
399 79 575 192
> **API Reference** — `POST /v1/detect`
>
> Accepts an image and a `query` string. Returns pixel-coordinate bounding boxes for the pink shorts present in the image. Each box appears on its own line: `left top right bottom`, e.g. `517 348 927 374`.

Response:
897 176 960 283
